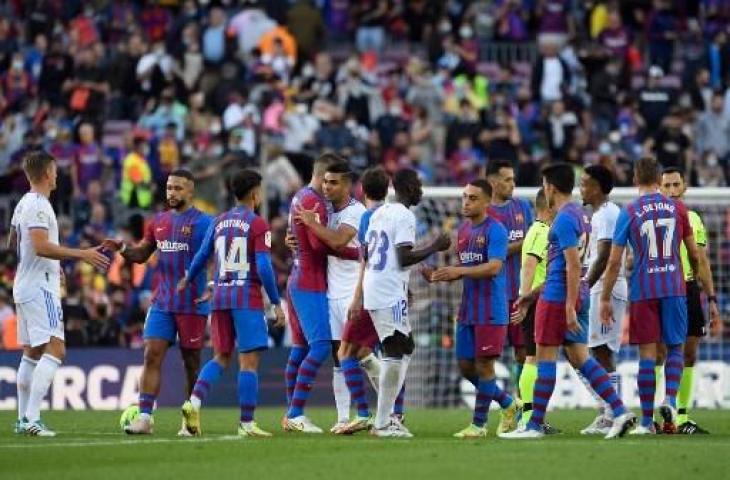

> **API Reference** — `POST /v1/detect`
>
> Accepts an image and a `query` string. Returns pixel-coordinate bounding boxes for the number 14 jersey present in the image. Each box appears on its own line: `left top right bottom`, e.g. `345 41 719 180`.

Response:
200 205 272 310
363 203 416 310
612 192 691 301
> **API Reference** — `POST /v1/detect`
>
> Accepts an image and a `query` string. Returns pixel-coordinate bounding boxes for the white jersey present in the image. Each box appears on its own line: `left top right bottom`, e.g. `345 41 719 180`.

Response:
327 198 366 300
586 201 628 300
10 192 61 303
363 202 416 310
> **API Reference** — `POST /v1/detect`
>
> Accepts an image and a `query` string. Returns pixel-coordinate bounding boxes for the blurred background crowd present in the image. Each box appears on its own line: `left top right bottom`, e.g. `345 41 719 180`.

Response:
2 0 730 349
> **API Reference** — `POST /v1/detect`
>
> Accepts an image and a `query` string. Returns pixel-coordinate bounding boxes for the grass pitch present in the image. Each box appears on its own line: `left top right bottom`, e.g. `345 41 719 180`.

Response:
1 408 728 480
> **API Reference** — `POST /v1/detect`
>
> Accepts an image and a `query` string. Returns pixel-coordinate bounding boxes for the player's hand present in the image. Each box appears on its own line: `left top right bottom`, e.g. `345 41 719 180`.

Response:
599 298 613 326
566 306 581 334
272 304 286 328
177 277 189 292
194 284 212 304
510 297 528 324
294 206 320 226
431 266 462 282
433 232 451 252
284 230 298 252
80 247 111 271
347 298 363 323
709 301 722 336
101 238 123 252
420 264 435 283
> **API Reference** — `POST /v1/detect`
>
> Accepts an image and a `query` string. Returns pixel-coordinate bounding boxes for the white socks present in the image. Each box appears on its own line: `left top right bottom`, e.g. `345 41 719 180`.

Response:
360 353 381 391
17 356 38 421
25 354 61 422
190 396 202 410
332 366 350 423
375 358 402 429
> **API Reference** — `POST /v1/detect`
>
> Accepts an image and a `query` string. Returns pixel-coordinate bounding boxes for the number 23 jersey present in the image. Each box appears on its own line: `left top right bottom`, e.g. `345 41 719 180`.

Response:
363 203 416 310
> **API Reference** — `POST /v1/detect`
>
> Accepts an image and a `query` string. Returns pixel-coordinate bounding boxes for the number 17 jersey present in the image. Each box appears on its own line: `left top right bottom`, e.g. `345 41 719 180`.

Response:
612 192 691 301
363 203 416 310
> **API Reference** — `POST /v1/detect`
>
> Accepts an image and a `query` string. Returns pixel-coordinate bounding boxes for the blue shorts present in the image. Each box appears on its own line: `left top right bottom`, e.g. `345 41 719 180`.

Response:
143 307 206 348
289 288 331 344
211 309 269 353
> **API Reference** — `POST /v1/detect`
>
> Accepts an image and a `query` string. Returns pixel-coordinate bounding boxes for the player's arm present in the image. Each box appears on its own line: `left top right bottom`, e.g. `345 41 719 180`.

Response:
433 222 507 281
347 257 367 322
180 222 216 286
397 236 450 267
520 255 538 295
678 205 701 282
295 207 356 250
586 239 611 288
695 243 721 334
29 228 109 269
563 246 581 307
6 228 16 250
116 239 156 264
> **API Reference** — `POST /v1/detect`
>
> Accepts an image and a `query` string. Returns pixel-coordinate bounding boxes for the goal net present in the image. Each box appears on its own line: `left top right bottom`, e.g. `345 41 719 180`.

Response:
405 187 730 411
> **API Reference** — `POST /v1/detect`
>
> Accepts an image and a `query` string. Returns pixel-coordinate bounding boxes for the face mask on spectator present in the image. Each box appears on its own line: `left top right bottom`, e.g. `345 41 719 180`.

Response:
459 26 473 39
11 59 23 71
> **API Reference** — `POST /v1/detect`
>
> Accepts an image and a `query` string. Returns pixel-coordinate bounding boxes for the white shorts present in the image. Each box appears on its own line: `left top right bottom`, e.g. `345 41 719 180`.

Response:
588 292 627 352
16 289 64 347
368 299 411 341
328 296 351 341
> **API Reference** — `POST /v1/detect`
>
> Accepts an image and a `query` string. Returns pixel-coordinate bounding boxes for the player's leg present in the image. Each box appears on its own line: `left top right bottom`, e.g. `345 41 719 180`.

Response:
581 291 612 430
677 336 703 432
629 299 662 434
126 308 175 434
284 291 308 407
285 290 331 431
22 291 66 437
658 296 688 433
182 311 236 436
336 341 371 434
14 304 39 432
372 330 414 437
678 280 706 433
518 301 537 428
176 314 206 436
234 308 272 437
329 297 350 430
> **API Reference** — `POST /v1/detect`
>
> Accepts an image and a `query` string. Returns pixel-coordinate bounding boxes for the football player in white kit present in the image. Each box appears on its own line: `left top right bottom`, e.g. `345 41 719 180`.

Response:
350 169 450 437
9 150 110 436
294 160 366 430
579 165 628 434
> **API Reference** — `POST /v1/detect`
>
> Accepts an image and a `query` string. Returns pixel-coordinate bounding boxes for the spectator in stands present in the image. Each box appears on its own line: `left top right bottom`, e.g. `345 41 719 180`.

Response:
286 0 326 62
73 123 108 197
695 91 730 184
543 99 578 161
0 289 19 351
531 39 571 103
688 68 712 112
38 35 73 108
638 65 673 136
64 46 110 123
645 0 678 73
202 6 227 66
120 134 153 210
647 110 691 176
536 0 572 48
2 52 35 113
353 0 389 53
598 8 630 59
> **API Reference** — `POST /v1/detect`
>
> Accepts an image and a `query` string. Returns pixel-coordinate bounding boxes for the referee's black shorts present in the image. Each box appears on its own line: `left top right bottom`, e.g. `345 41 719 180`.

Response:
686 280 707 337
521 300 537 356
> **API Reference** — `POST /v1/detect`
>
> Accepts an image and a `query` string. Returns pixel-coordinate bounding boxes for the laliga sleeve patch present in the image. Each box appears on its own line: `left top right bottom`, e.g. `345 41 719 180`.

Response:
265 231 272 248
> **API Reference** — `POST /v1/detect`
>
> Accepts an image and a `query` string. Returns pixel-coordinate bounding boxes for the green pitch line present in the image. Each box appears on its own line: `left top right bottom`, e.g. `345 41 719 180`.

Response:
1 408 728 480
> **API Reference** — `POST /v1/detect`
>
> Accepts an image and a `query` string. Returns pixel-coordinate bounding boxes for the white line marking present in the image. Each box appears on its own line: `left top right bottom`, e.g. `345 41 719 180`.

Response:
0 435 242 449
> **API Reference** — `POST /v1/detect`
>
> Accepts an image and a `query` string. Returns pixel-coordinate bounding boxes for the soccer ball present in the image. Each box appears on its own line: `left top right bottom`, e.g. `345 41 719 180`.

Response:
119 404 140 430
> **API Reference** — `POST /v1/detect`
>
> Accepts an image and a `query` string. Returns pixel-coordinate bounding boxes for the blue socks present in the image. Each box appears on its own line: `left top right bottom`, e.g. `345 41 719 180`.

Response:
238 370 258 423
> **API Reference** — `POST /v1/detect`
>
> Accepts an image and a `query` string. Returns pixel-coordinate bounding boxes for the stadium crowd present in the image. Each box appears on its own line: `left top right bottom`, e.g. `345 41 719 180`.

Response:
1 0 730 348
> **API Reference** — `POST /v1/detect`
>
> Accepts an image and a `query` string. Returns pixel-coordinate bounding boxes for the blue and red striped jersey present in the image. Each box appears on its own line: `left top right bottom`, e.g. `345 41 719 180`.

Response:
613 192 691 301
542 202 591 303
456 217 509 325
487 198 534 300
288 186 329 292
144 208 212 314
190 206 273 310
